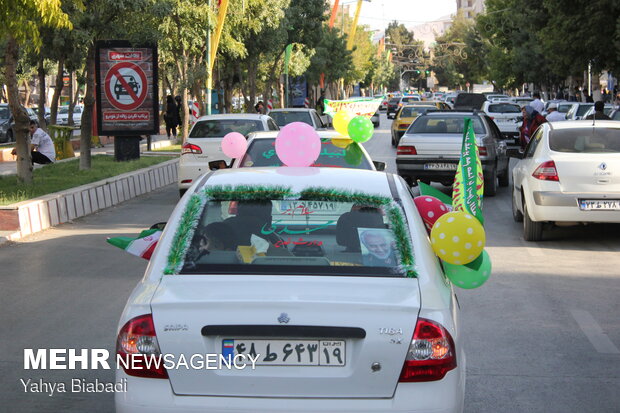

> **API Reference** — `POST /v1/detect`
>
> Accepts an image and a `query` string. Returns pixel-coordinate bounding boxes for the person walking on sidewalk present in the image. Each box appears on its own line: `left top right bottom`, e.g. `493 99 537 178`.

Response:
11 120 56 165
163 95 179 139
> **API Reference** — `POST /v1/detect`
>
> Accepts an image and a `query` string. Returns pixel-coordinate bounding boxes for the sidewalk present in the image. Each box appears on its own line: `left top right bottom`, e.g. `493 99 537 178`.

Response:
0 134 176 177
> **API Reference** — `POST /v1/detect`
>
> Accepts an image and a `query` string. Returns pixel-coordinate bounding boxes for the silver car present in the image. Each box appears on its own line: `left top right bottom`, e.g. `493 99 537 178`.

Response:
396 111 510 196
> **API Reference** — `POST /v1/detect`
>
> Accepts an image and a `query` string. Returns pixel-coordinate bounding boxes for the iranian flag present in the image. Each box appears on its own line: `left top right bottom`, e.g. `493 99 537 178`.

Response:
106 229 162 260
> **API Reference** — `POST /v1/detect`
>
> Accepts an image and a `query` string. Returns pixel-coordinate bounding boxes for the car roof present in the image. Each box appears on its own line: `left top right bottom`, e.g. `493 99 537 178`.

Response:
269 108 315 113
198 167 394 197
196 114 268 121
246 130 343 140
548 120 620 130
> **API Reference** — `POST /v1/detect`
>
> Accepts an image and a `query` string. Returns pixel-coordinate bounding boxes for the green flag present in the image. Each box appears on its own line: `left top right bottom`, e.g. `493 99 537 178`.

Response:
452 117 484 224
418 181 452 206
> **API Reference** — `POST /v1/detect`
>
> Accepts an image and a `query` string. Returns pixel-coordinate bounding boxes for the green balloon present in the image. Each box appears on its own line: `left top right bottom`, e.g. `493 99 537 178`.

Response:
442 250 491 289
343 143 363 166
347 116 374 143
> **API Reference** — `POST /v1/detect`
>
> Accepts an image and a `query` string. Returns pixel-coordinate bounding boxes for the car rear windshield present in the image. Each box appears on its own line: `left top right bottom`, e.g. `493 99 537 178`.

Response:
409 115 486 134
400 106 435 117
179 200 407 277
239 138 372 169
269 111 313 127
558 104 573 113
389 98 400 104
189 119 264 138
549 128 620 153
488 103 520 113
401 96 420 103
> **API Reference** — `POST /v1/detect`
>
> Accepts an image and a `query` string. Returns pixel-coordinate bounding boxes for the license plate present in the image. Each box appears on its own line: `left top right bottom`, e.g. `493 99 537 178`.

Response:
279 201 338 214
221 339 346 366
579 199 620 211
424 163 457 171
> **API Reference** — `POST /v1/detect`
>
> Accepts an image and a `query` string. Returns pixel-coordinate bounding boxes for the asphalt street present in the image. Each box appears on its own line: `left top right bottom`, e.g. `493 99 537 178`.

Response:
1 113 619 412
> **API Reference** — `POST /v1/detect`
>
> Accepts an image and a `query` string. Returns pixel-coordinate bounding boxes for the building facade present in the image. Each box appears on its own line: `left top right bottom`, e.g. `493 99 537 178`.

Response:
456 0 485 20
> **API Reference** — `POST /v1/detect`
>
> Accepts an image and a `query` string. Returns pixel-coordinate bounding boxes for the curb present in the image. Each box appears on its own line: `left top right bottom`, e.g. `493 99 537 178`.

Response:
0 158 179 246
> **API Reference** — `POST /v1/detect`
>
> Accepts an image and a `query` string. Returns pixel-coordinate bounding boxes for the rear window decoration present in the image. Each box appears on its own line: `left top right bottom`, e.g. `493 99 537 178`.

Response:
164 185 417 278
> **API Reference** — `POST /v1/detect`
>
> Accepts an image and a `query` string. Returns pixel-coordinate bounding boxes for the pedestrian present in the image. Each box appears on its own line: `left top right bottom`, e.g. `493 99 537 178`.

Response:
519 105 547 151
530 92 544 113
316 90 326 115
175 96 183 130
585 101 611 120
11 120 56 165
545 103 566 122
163 95 178 139
254 101 264 114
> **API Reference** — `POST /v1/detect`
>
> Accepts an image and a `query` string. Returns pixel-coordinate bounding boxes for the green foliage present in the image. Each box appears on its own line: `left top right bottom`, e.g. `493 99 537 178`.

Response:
306 26 353 86
0 0 73 48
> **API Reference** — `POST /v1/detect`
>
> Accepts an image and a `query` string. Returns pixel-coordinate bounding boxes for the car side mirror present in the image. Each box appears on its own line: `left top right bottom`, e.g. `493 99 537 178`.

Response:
209 159 229 170
506 148 523 159
372 161 386 171
149 222 166 231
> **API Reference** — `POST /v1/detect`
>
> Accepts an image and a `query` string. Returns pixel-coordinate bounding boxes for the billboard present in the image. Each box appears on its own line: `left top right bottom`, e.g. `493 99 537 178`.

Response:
289 76 307 107
95 41 159 136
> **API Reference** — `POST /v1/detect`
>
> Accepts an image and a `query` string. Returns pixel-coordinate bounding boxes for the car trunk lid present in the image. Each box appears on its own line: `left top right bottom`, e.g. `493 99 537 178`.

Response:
552 152 620 193
151 275 420 398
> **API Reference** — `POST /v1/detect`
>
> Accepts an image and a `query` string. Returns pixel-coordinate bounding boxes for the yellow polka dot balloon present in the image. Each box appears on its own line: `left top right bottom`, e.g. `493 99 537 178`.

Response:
430 211 485 265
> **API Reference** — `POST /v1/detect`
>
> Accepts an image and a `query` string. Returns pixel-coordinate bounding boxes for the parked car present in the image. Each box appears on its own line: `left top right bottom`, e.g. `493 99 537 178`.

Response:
227 131 381 171
485 94 510 103
0 104 38 143
609 109 620 121
178 114 279 196
390 104 438 147
56 105 83 127
564 103 594 120
581 104 615 119
115 166 466 413
386 97 401 119
509 121 620 241
375 95 388 111
481 101 522 145
371 110 380 127
396 110 510 196
268 108 326 130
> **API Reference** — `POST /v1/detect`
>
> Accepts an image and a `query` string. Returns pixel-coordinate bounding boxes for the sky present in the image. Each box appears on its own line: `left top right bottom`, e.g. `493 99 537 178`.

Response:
348 0 457 31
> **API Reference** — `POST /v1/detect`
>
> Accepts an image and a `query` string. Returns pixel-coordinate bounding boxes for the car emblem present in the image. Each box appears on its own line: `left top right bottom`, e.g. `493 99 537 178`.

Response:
599 162 607 170
277 313 290 324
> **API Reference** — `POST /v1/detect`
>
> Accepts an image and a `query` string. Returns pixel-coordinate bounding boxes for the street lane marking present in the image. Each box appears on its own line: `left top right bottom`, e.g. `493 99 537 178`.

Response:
570 309 620 354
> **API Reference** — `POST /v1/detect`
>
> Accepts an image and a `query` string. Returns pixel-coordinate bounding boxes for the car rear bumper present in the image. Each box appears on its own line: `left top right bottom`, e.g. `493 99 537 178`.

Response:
178 159 212 190
396 158 494 181
528 190 620 222
115 368 464 413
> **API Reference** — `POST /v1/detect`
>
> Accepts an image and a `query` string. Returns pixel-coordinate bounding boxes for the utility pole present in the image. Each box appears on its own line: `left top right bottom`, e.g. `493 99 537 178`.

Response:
206 0 211 115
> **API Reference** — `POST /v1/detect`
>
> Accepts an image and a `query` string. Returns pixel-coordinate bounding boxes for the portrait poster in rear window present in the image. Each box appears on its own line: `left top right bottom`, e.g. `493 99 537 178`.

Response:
95 40 159 136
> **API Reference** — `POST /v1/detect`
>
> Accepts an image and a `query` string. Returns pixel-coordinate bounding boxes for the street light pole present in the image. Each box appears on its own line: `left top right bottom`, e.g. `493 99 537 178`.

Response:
206 0 211 115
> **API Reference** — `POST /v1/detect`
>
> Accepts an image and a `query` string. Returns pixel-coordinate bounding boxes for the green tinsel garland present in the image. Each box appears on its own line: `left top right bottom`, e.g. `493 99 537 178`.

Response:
165 185 416 278
164 193 207 275
203 184 293 200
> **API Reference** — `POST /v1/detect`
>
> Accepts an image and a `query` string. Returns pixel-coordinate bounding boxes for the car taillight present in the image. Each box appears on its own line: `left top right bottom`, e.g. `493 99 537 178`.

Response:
397 145 417 155
398 103 403 107
181 143 202 155
398 123 410 129
478 146 488 156
116 314 168 379
399 318 456 382
532 160 559 181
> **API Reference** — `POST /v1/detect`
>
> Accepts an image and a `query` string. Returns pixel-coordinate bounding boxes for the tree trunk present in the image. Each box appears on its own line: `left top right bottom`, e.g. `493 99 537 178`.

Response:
68 72 75 125
37 57 47 131
247 59 257 112
50 57 64 125
591 73 602 101
23 80 31 107
5 37 33 183
80 46 95 171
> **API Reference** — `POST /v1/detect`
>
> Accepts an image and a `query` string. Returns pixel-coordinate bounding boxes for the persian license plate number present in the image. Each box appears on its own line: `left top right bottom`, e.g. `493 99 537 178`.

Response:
579 199 620 211
424 163 457 171
221 339 345 366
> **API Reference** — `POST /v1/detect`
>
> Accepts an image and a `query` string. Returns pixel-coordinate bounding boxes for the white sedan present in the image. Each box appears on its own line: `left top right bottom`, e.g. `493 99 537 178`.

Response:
510 121 620 241
178 114 279 196
481 101 521 144
115 167 465 413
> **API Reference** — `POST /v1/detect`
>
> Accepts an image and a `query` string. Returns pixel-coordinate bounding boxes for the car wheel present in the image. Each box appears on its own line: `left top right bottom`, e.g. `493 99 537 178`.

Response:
391 133 397 147
512 186 523 222
523 201 543 241
179 189 187 198
498 165 510 187
6 129 13 143
484 168 497 197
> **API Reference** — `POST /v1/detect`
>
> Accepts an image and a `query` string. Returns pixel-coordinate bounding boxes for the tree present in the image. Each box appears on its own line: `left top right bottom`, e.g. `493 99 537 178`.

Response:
305 27 353 99
0 0 72 183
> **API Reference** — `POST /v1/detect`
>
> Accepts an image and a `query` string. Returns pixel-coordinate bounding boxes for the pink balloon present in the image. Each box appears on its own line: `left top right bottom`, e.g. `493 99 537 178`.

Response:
221 132 248 158
413 195 450 234
275 122 321 167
